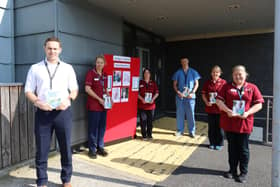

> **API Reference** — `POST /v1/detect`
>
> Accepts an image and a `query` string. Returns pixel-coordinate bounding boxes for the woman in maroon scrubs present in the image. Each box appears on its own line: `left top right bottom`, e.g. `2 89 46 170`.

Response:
216 65 264 183
202 65 226 150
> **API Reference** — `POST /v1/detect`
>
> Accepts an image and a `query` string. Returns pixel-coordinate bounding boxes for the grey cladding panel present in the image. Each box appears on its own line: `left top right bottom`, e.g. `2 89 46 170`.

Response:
59 33 122 65
15 1 54 36
70 64 92 87
0 9 12 36
15 32 54 64
58 2 122 45
0 37 12 63
15 65 30 83
0 64 13 83
14 0 50 9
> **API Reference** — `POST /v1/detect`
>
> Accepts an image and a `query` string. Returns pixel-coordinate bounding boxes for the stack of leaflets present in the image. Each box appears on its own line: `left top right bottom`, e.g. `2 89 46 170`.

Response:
182 87 190 97
209 92 217 104
46 90 62 109
103 94 112 109
144 93 153 103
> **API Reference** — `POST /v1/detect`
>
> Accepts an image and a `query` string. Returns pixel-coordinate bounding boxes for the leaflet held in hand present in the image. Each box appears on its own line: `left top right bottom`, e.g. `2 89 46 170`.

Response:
46 90 62 109
103 94 112 109
232 100 245 116
144 93 153 103
209 92 217 104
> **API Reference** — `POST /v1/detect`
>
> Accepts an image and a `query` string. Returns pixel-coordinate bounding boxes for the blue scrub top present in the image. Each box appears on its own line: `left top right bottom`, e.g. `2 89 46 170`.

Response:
172 67 201 99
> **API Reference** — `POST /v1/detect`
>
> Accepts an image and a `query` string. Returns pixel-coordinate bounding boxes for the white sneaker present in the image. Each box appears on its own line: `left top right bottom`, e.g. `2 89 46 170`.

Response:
175 131 182 137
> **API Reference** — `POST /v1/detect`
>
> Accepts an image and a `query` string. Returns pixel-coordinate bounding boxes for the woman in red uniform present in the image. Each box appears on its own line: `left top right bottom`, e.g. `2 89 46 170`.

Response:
201 65 226 150
138 68 159 140
85 55 110 159
216 65 264 183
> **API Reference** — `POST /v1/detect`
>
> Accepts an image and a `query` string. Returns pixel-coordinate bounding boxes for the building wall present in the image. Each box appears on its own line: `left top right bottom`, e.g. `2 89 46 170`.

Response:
165 33 273 128
56 1 123 144
14 0 123 145
15 0 55 82
0 0 14 82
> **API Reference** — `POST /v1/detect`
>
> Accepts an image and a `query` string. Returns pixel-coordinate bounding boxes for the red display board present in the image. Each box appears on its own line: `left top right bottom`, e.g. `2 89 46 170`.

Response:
103 55 140 143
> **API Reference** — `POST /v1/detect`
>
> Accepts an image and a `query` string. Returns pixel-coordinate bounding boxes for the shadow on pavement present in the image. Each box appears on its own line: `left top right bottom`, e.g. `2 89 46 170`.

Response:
111 157 223 177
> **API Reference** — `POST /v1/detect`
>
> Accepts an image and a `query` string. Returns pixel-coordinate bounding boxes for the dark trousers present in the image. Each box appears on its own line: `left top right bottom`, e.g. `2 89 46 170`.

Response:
226 132 250 175
35 108 72 186
88 111 107 152
139 110 154 138
208 114 224 146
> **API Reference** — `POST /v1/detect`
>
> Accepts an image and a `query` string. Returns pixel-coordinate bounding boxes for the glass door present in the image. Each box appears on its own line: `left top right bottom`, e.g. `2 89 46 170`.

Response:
136 47 150 78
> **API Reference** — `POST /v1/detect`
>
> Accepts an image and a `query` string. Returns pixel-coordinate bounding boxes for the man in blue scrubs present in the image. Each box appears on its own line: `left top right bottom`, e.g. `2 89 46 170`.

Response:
172 57 201 138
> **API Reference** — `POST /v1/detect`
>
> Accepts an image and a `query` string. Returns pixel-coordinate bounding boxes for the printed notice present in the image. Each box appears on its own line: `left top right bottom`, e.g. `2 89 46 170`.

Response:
122 71 130 86
114 63 130 69
132 77 139 91
112 87 120 103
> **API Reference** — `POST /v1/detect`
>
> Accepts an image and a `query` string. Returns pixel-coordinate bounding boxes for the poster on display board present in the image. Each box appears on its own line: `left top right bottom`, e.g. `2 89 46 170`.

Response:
103 55 140 143
121 87 129 102
122 71 130 86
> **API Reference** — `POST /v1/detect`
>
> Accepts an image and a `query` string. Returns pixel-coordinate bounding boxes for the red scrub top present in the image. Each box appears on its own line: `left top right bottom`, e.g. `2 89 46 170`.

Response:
138 80 159 110
216 82 264 134
201 78 227 114
85 68 107 111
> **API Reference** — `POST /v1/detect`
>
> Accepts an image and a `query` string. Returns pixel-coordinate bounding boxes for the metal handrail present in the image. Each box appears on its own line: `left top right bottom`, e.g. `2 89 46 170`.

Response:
263 95 273 144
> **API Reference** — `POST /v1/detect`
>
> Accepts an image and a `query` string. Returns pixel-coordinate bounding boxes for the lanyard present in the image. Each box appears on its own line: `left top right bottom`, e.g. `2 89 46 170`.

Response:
93 69 106 93
210 79 219 92
44 60 60 90
183 69 189 86
237 87 244 100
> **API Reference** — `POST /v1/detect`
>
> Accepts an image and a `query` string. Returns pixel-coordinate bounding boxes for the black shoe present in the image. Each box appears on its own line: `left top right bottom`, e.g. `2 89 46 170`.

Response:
223 171 233 179
223 171 238 179
235 173 247 183
189 133 195 138
88 151 97 159
147 136 153 140
97 148 108 157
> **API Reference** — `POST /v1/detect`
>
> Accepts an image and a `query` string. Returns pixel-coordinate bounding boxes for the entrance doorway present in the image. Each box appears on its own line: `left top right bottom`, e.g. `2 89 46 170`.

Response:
136 47 150 78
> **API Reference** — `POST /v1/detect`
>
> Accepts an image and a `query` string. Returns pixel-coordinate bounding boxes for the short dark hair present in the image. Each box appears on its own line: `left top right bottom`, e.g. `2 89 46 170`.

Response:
44 37 61 47
180 57 189 61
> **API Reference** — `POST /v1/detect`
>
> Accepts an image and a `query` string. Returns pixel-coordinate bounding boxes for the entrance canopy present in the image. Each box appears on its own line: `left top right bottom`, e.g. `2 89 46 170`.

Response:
88 0 274 41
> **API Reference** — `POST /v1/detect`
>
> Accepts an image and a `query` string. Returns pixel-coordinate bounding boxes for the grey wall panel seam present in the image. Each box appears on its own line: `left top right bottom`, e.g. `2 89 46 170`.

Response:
14 0 53 10
0 62 13 65
11 0 15 82
59 31 123 47
15 31 55 38
0 7 12 10
54 0 58 37
0 35 12 38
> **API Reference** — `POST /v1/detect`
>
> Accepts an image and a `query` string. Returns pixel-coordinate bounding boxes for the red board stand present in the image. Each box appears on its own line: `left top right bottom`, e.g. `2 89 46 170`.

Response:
103 55 140 143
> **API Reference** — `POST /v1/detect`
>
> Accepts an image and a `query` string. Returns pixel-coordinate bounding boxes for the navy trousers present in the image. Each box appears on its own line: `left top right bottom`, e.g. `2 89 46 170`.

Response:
35 108 72 186
226 132 250 175
208 114 224 146
139 109 154 138
88 111 107 152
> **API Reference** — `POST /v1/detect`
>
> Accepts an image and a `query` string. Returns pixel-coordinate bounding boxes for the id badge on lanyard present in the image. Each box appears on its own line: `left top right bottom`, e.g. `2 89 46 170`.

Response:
93 69 106 94
44 60 61 109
